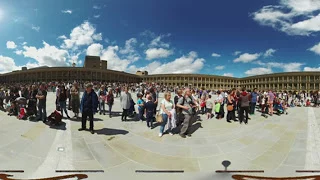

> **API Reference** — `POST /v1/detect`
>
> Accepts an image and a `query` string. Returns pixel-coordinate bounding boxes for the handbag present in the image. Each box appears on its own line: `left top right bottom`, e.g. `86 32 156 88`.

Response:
227 105 233 111
156 112 163 123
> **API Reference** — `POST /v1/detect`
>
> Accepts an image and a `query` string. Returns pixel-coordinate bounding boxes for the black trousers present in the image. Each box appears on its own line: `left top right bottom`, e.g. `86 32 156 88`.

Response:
239 106 249 123
227 109 236 121
122 109 128 120
82 111 94 130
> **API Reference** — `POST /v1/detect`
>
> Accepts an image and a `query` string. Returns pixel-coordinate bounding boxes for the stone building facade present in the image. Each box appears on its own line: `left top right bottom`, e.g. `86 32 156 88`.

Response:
0 55 319 92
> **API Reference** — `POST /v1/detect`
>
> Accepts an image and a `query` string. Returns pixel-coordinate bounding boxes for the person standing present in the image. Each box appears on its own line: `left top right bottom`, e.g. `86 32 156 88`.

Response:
79 83 98 134
106 89 114 118
239 87 250 124
58 85 70 119
176 88 195 138
70 83 80 119
120 87 132 121
137 93 145 122
98 85 106 115
36 83 47 123
226 88 236 123
250 88 258 115
268 90 275 116
159 92 175 137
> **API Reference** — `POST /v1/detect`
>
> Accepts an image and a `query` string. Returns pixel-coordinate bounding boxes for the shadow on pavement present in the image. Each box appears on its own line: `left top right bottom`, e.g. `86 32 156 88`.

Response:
48 121 67 130
95 128 129 136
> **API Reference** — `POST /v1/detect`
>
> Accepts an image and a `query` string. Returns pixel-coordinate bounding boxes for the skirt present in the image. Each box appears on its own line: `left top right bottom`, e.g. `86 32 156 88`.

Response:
72 99 80 113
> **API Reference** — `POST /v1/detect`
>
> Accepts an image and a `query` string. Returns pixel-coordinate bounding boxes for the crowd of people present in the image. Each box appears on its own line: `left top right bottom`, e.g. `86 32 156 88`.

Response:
0 81 319 138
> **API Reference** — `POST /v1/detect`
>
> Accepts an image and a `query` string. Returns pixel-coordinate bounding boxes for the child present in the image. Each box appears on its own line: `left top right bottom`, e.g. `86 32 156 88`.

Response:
214 101 221 119
206 95 213 119
144 96 155 128
200 96 206 115
18 106 26 120
137 93 145 121
282 101 289 115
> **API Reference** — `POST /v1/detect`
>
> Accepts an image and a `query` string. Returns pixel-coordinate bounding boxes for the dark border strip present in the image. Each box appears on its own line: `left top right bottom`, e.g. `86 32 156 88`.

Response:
135 170 184 173
56 170 104 173
0 170 24 173
296 170 320 173
216 170 264 173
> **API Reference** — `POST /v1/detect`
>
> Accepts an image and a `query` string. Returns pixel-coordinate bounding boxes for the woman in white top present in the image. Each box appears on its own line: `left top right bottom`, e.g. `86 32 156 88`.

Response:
160 92 175 137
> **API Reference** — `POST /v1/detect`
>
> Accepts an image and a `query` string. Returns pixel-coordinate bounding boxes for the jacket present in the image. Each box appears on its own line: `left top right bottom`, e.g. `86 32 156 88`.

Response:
80 89 98 113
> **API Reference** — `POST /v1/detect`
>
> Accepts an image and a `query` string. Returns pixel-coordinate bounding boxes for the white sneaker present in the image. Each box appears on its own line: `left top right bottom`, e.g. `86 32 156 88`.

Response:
169 132 174 136
159 133 163 137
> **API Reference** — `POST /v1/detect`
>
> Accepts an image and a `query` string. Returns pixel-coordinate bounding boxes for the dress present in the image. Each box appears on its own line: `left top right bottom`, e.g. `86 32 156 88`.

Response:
71 87 80 113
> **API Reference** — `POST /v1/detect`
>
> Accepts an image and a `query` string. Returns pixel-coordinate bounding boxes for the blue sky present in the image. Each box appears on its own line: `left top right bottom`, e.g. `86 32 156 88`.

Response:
0 0 320 77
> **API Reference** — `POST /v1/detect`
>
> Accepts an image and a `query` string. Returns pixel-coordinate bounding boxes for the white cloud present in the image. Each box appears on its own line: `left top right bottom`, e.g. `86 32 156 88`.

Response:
215 66 225 70
31 25 40 32
6 41 17 49
309 42 320 55
245 67 273 76
21 42 27 45
93 5 101 9
22 41 69 67
254 61 303 72
233 51 241 56
0 56 19 73
145 48 173 60
94 15 100 18
100 46 131 71
149 34 170 48
61 21 102 49
234 53 260 63
129 51 205 74
14 50 23 55
58 35 67 39
62 9 72 14
223 73 233 77
304 67 320 71
264 48 276 57
211 53 221 57
252 0 320 36
86 43 103 56
119 38 137 54
17 36 24 40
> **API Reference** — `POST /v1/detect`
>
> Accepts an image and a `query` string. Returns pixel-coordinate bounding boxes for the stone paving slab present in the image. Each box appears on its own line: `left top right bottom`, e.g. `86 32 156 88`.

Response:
0 92 318 179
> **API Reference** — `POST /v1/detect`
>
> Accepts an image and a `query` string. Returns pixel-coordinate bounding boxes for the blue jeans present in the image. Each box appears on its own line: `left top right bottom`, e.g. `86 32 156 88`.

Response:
38 103 47 121
250 102 256 114
108 104 112 115
59 101 68 117
138 108 144 121
160 113 169 134
99 101 105 113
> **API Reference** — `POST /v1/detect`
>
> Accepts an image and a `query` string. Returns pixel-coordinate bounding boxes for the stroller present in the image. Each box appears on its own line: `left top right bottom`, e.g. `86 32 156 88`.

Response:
128 99 136 118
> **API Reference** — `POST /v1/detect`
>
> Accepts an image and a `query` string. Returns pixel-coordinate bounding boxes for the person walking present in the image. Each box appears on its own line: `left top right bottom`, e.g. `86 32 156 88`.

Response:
79 83 98 134
176 88 195 138
106 89 114 118
120 87 132 121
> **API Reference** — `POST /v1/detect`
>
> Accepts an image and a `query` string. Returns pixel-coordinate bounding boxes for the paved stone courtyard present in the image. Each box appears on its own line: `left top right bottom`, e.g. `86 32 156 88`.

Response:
0 92 319 180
